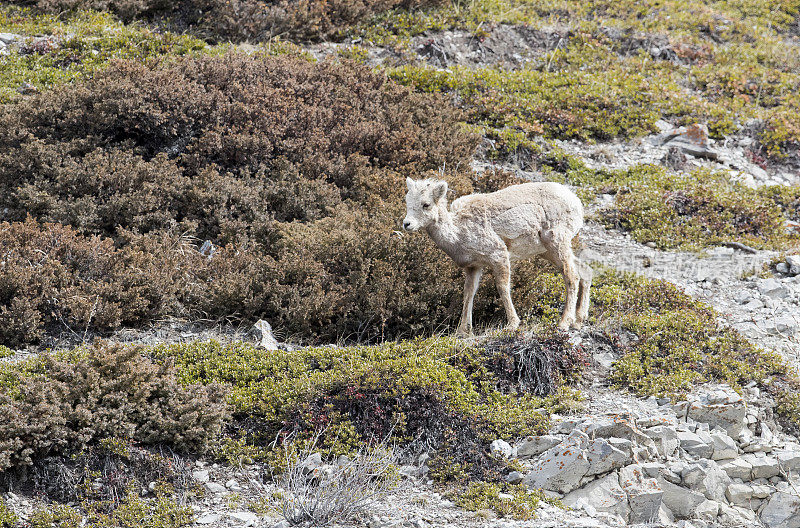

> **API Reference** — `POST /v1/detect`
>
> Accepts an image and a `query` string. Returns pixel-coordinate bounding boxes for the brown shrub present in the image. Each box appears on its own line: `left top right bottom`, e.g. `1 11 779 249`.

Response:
0 53 492 345
0 342 228 472
0 54 475 244
0 219 207 346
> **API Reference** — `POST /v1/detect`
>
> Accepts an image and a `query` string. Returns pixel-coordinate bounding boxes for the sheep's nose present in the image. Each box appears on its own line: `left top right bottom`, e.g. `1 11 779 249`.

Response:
403 221 411 230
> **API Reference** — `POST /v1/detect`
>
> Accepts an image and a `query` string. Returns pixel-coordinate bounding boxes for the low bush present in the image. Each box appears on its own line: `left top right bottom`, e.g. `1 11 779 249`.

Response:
0 342 228 473
597 166 800 250
596 269 800 432
0 219 206 346
153 334 586 480
12 0 448 41
33 439 191 508
0 7 213 103
448 481 553 520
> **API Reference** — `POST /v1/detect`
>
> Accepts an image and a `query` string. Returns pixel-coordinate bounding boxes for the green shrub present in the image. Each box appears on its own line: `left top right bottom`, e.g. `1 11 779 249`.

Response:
0 498 17 528
153 334 586 480
13 0 449 41
0 7 214 103
28 505 80 528
0 342 228 472
594 165 800 250
448 481 551 520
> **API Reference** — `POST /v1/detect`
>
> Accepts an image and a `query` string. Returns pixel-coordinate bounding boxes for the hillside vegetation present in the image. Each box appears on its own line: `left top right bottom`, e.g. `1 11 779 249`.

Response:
0 0 799 525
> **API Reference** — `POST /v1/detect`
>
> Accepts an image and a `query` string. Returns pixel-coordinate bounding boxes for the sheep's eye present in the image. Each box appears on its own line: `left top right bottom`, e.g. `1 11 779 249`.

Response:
422 203 431 209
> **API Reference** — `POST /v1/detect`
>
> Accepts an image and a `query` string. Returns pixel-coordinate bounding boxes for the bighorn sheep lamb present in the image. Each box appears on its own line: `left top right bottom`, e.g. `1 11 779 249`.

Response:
403 178 592 334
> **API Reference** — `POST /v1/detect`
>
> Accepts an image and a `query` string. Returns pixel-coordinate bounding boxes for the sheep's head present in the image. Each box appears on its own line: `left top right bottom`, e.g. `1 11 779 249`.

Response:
403 178 448 232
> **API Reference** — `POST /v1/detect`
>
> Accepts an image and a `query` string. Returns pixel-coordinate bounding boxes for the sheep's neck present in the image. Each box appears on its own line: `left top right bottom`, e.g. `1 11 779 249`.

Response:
426 209 462 261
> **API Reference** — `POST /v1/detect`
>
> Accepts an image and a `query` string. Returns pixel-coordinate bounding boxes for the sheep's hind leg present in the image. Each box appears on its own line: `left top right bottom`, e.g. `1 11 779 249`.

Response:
492 256 520 331
575 258 593 325
457 266 483 336
541 233 580 330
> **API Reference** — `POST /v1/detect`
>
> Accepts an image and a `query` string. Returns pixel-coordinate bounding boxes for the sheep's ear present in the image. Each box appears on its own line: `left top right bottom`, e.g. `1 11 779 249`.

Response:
432 181 448 202
406 177 415 191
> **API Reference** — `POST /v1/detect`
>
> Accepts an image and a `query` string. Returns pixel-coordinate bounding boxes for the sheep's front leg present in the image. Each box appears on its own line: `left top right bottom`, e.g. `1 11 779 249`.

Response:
492 257 520 331
457 266 483 336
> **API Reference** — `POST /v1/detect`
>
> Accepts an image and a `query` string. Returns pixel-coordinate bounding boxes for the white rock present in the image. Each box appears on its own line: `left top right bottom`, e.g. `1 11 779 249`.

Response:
761 491 800 528
726 483 753 506
677 430 714 459
758 278 791 299
787 255 800 275
193 469 210 483
524 431 591 493
619 464 663 523
686 385 747 437
196 513 222 525
205 482 227 494
659 478 707 519
229 511 258 526
765 315 798 336
490 439 513 459
585 439 630 476
576 414 652 445
563 472 630 521
645 425 679 457
777 451 800 473
681 459 730 502
745 453 781 479
516 435 562 458
711 431 739 460
251 319 279 350
695 499 720 521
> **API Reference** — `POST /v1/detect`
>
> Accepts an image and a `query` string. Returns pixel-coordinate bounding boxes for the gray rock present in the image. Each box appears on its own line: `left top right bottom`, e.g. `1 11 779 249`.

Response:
758 278 791 299
710 431 739 461
563 472 630 521
646 425 679 457
777 451 800 473
196 513 222 525
0 33 19 45
726 483 753 506
229 511 258 526
659 478 707 519
765 315 798 336
720 458 753 480
516 435 562 458
787 255 800 276
661 123 717 159
695 499 720 521
761 491 800 528
686 385 747 438
524 431 591 493
506 471 524 485
205 482 227 494
576 414 652 445
619 464 663 523
251 319 279 350
744 453 781 479
490 439 512 459
678 430 714 459
585 439 630 476
193 469 210 483
681 459 730 503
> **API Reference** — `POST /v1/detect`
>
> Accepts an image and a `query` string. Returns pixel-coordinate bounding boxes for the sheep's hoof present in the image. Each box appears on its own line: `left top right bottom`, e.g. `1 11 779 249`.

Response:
504 319 521 332
455 327 473 338
557 320 574 331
